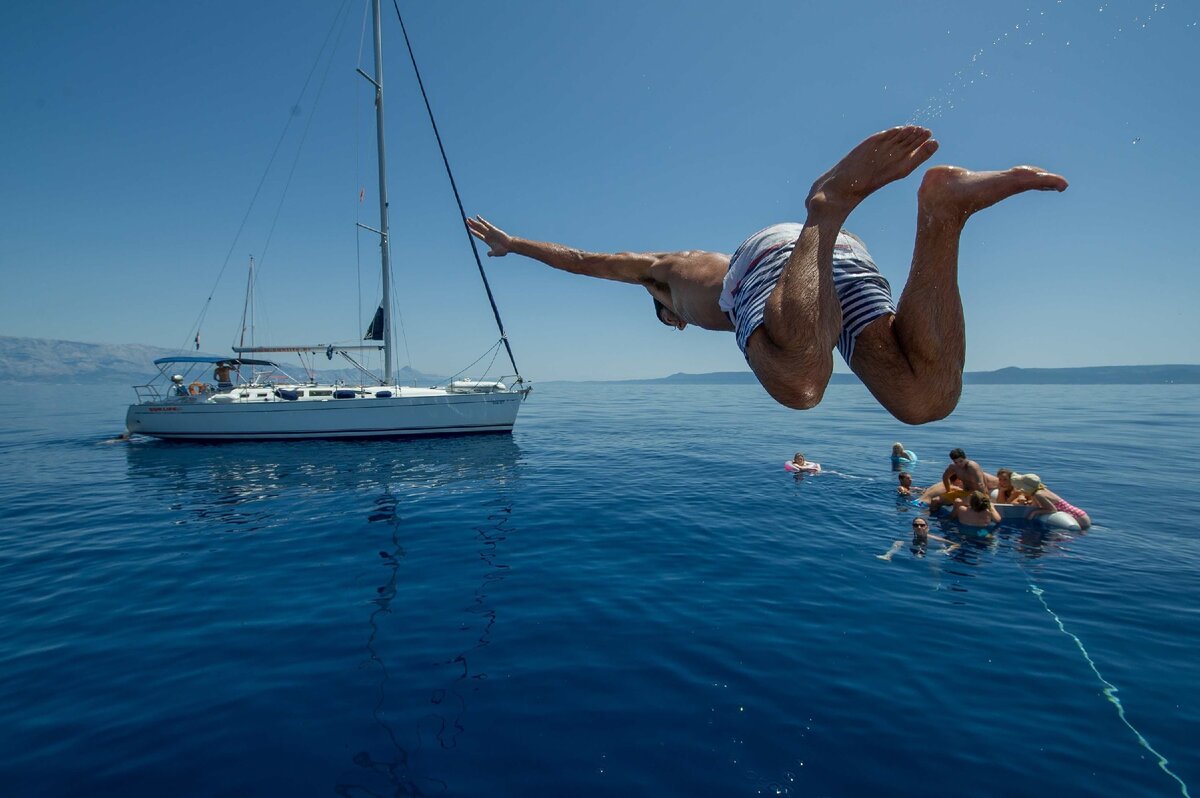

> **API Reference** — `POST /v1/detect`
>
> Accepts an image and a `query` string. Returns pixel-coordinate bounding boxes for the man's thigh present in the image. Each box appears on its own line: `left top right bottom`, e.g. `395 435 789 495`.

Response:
849 314 962 424
848 314 910 391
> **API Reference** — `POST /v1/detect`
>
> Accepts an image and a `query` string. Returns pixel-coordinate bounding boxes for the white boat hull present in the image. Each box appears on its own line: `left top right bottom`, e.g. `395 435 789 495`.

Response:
126 390 524 441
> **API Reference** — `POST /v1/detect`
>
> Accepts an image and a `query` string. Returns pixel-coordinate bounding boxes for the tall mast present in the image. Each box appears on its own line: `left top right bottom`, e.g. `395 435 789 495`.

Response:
238 256 255 350
370 0 393 384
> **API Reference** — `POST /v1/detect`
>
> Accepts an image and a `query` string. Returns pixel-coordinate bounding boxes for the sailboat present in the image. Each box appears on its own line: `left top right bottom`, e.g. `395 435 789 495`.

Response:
125 0 529 442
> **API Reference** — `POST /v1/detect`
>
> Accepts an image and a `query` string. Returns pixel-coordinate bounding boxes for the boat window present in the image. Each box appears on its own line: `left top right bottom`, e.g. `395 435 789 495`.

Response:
309 390 332 397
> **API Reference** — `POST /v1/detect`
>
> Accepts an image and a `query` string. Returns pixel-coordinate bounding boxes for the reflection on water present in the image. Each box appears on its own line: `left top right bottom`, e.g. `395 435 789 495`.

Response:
123 436 523 505
124 435 522 796
342 489 516 797
342 490 436 798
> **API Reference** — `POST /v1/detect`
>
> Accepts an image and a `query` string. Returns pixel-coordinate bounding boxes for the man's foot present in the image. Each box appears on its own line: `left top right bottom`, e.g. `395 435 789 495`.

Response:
806 126 939 216
917 165 1068 225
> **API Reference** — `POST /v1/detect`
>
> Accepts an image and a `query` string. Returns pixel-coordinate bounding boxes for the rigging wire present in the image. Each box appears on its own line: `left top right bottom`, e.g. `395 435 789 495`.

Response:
251 0 356 295
481 338 502 379
390 0 521 380
390 263 414 381
444 339 504 385
181 0 354 355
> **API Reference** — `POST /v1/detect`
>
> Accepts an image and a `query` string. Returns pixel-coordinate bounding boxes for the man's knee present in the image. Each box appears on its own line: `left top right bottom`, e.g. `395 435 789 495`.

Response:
747 332 835 411
886 383 961 425
762 374 831 411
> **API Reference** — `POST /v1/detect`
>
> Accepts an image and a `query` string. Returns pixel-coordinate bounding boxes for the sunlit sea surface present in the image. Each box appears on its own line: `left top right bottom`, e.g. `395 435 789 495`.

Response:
1 381 1197 797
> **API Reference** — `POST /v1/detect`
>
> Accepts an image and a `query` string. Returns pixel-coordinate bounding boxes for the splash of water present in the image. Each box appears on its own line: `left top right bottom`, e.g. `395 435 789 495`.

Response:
908 0 1178 123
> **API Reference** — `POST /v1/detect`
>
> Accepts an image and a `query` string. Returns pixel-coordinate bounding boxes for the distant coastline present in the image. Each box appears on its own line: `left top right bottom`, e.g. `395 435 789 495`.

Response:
1 336 1197 385
0 336 446 384
601 365 1200 386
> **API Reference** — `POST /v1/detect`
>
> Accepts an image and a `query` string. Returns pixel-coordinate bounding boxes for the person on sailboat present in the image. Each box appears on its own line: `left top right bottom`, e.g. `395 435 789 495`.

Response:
213 362 234 390
466 126 1067 425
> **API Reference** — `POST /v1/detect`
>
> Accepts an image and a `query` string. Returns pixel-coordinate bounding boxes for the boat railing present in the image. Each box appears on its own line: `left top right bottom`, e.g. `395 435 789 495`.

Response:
444 374 531 396
133 383 163 403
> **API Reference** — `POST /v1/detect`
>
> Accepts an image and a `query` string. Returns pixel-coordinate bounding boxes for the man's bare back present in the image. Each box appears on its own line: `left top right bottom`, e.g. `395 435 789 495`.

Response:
467 126 1066 424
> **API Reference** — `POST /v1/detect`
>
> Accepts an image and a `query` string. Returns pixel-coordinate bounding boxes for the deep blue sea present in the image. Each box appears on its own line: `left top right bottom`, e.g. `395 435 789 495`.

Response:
2 381 1197 797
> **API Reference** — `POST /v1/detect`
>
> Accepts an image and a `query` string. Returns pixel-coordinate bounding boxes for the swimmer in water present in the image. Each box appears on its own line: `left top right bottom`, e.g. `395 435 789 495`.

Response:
788 452 821 472
896 471 922 496
878 516 959 560
951 491 1001 530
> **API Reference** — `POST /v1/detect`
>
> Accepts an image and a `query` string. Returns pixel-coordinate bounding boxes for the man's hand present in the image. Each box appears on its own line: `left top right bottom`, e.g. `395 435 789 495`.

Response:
467 215 513 257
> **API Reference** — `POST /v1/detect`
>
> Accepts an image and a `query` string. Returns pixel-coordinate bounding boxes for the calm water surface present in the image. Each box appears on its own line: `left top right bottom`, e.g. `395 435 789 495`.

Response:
1 382 1197 796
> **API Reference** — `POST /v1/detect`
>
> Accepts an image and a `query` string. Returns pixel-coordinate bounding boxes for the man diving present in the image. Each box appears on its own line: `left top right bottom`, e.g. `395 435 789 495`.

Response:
467 126 1067 424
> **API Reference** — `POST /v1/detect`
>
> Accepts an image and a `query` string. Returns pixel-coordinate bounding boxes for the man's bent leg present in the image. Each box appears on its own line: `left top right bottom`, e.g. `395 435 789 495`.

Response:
850 165 1068 424
747 126 938 409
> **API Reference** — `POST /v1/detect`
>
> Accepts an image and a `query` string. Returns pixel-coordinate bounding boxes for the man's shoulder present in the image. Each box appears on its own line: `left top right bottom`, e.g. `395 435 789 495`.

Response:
656 250 730 274
657 249 730 262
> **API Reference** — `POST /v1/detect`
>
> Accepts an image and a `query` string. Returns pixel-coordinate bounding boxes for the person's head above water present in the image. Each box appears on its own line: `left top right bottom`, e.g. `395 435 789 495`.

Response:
652 297 687 330
968 491 991 512
792 452 806 464
892 442 906 456
898 472 913 487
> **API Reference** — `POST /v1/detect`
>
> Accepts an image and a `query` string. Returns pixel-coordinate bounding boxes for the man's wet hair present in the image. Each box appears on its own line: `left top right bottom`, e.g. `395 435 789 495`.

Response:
949 448 967 460
653 297 673 326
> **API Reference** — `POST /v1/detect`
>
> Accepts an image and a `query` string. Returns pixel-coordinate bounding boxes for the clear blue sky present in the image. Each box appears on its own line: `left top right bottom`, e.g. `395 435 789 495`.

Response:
2 0 1197 380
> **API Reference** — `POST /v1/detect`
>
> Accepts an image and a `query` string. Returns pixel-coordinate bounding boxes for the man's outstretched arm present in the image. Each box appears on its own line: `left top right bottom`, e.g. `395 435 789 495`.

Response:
467 215 660 285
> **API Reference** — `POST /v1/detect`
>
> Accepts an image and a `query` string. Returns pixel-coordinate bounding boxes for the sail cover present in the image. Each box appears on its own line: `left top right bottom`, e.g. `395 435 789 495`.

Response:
363 304 384 341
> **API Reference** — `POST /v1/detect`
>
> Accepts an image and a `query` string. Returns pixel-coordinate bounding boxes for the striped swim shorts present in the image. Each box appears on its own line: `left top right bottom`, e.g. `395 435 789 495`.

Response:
718 223 896 365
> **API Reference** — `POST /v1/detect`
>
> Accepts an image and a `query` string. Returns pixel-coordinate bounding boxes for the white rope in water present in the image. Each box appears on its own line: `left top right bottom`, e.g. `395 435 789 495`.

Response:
1028 582 1191 797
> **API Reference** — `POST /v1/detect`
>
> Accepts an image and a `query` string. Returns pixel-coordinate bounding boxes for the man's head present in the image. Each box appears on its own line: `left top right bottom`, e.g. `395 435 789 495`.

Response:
898 472 913 487
653 297 687 330
948 447 967 464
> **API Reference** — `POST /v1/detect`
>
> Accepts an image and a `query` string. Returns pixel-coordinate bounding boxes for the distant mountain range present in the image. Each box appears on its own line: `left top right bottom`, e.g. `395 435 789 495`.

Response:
2 336 1196 385
608 364 1200 385
0 336 448 385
